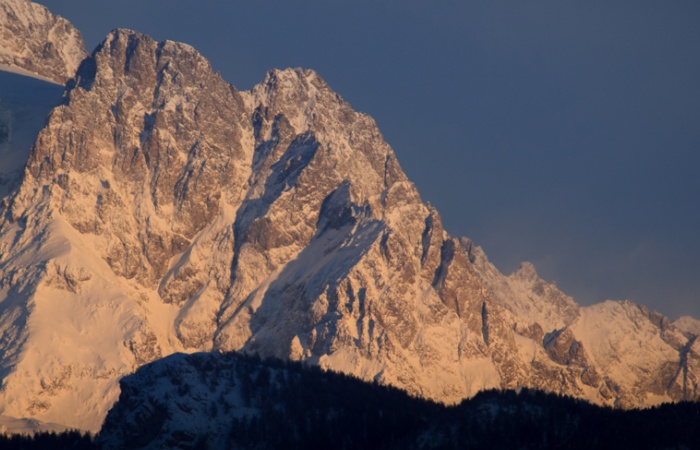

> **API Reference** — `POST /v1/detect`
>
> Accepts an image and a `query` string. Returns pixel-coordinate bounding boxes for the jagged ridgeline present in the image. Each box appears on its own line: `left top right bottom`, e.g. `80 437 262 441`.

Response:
0 0 698 432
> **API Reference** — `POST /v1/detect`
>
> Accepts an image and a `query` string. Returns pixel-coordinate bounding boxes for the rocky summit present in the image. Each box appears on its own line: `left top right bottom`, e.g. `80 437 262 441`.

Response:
0 1 698 432
0 0 86 84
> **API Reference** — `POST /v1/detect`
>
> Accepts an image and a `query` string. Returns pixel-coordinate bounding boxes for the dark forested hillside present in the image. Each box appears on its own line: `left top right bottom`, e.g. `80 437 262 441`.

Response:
96 352 700 450
0 430 96 450
426 390 700 450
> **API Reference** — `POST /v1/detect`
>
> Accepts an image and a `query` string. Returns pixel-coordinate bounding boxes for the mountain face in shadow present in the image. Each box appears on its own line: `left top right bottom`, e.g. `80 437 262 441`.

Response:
97 352 700 450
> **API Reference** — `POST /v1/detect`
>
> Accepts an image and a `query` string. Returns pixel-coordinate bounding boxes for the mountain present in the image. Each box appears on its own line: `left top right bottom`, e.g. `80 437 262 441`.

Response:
0 0 86 84
97 351 700 450
0 2 698 432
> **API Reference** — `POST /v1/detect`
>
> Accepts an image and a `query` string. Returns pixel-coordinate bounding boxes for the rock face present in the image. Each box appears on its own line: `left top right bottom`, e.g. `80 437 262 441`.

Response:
0 23 698 431
0 0 86 84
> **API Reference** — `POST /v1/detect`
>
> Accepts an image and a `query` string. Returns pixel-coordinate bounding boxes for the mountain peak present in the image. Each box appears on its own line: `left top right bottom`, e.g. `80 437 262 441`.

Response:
105 27 146 40
252 66 337 118
101 28 202 58
0 0 86 83
263 67 323 88
511 261 539 280
98 28 155 55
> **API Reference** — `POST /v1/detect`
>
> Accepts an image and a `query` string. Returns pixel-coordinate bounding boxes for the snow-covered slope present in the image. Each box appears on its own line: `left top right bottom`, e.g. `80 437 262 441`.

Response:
0 0 86 83
572 301 696 407
0 21 698 432
0 415 68 435
675 316 700 337
99 353 272 450
475 254 698 406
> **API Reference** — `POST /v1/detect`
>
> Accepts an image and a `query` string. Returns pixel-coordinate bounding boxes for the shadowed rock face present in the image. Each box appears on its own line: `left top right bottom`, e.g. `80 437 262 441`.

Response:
0 24 698 431
0 0 87 83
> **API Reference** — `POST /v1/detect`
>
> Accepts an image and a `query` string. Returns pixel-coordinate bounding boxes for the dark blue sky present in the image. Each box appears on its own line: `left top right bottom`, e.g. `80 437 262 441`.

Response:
40 0 700 319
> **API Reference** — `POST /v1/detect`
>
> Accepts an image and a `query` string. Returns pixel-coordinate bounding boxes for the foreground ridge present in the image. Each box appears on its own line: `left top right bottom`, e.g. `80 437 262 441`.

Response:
98 352 700 450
